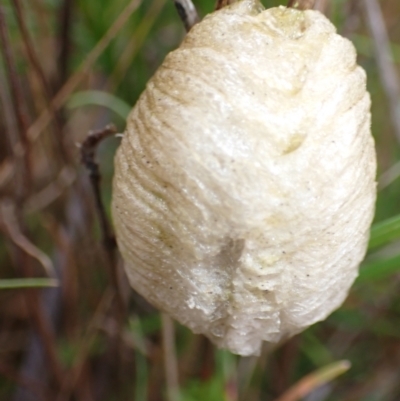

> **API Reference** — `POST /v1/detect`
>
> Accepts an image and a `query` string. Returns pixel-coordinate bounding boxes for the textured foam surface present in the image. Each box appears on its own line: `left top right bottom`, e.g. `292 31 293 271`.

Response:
112 0 377 356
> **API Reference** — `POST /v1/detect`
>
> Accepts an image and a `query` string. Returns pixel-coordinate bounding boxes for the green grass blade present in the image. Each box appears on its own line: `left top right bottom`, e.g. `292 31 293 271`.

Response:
67 90 131 119
352 34 400 63
275 360 351 401
0 278 59 289
129 317 149 401
300 331 333 366
358 253 400 282
368 214 400 250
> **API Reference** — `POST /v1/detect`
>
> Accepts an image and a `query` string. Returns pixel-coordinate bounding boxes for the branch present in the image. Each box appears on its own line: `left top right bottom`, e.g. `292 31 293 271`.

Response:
80 124 126 317
57 0 73 88
173 0 199 31
80 124 117 254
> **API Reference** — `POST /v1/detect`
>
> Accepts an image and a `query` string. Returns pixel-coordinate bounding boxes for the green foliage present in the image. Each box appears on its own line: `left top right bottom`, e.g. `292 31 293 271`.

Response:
67 90 131 120
0 278 58 289
181 350 236 401
359 253 400 282
368 214 400 250
181 376 226 401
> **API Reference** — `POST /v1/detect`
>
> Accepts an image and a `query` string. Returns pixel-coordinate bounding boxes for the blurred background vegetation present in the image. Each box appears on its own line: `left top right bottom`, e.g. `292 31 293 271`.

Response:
1 0 400 400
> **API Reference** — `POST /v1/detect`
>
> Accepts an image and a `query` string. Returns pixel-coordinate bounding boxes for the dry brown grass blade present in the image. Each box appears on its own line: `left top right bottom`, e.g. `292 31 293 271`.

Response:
0 159 14 189
25 166 76 213
57 0 74 88
12 0 68 162
24 0 142 148
109 0 167 89
0 200 56 279
161 314 180 401
0 73 18 152
362 0 400 145
274 360 351 401
56 288 114 401
0 7 32 192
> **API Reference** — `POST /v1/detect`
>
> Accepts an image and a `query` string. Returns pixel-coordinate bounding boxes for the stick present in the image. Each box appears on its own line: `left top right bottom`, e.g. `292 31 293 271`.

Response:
80 125 117 252
0 7 31 193
173 0 199 31
80 124 125 314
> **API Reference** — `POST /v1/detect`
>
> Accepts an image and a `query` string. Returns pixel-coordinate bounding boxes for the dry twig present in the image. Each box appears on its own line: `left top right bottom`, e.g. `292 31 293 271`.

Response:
57 0 74 88
80 124 117 254
24 0 142 148
0 7 31 193
11 0 68 163
173 0 199 31
80 124 126 322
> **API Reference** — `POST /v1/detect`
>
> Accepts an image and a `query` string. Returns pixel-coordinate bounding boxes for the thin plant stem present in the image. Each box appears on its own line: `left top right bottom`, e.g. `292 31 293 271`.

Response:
362 0 400 145
274 360 351 401
57 0 73 88
80 124 126 321
108 0 167 90
0 7 31 194
0 203 65 388
24 0 142 147
173 0 199 31
237 356 258 401
56 288 114 401
161 314 180 401
80 125 117 260
11 0 69 163
0 200 56 278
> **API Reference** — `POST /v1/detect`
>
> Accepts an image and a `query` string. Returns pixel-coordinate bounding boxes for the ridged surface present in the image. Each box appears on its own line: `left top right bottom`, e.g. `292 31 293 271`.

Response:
112 0 377 356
